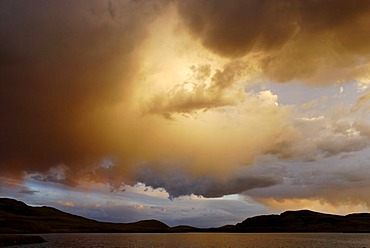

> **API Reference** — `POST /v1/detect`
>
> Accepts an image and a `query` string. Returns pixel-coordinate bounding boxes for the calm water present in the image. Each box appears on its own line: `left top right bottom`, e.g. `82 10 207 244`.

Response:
12 233 370 248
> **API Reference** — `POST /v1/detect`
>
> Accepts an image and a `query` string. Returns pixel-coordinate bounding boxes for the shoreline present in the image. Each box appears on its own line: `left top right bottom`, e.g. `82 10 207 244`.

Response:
0 234 46 247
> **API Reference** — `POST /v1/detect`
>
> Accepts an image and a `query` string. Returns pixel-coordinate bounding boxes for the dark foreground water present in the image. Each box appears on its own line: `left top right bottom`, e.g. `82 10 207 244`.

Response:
11 233 370 248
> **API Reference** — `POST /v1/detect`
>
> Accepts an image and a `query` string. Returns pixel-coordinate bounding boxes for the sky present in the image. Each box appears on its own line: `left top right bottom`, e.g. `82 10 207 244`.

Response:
1 0 370 228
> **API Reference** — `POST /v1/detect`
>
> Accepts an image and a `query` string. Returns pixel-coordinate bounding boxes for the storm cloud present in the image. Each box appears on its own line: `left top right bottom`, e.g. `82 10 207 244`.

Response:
177 0 370 83
0 0 167 177
134 165 280 199
2 0 370 206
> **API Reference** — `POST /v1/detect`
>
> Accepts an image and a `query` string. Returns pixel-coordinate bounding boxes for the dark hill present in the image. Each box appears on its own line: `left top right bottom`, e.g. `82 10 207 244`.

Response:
0 198 170 233
235 209 370 232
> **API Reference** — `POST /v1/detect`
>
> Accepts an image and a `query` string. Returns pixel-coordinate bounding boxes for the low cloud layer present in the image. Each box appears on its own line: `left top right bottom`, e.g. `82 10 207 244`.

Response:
134 165 279 199
247 147 370 211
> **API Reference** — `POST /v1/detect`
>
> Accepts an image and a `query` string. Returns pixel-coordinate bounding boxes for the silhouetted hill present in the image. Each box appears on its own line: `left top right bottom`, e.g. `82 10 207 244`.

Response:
234 209 370 232
0 198 170 233
1 198 370 233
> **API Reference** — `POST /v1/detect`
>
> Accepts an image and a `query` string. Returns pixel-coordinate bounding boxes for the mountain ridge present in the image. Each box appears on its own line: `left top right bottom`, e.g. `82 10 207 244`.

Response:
1 198 370 233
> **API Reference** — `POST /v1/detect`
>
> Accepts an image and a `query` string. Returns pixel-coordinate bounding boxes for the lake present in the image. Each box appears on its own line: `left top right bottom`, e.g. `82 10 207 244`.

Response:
13 233 370 247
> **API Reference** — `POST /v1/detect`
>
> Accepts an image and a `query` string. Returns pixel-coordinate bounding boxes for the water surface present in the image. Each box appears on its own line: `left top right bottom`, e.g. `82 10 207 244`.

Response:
14 233 370 248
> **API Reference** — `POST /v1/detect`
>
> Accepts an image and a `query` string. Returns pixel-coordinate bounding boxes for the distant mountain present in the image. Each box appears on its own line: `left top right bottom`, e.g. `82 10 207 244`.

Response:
234 210 370 232
0 198 170 233
1 198 370 233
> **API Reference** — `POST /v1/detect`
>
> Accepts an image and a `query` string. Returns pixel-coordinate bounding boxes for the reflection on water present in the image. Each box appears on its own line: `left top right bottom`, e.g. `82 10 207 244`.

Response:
15 233 370 248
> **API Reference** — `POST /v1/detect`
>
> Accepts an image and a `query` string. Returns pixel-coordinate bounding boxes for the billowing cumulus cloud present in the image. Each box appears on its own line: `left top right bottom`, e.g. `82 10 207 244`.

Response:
144 61 250 117
2 0 370 215
268 115 370 160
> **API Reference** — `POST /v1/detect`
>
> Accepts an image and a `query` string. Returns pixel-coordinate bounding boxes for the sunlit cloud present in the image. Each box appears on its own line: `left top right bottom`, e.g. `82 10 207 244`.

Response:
2 0 370 226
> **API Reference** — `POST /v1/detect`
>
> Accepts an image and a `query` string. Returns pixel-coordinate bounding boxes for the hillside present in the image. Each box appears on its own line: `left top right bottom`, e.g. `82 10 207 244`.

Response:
0 198 170 233
234 210 370 232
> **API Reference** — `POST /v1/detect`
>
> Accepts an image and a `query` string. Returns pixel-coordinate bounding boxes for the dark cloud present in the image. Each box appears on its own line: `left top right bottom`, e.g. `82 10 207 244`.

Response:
18 187 39 195
31 174 78 188
177 0 370 82
0 0 167 177
177 0 297 58
134 165 279 199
